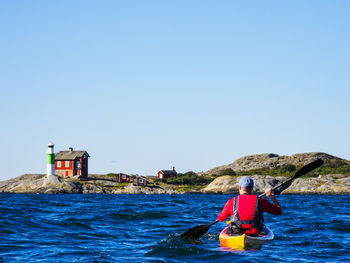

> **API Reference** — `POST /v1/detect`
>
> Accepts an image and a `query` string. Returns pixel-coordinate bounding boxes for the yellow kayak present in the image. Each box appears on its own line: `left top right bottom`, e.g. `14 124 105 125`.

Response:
219 225 274 250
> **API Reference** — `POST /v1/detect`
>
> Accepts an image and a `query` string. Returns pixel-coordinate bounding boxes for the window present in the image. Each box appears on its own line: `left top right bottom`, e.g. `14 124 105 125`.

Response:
139 179 143 183
57 161 61 168
76 161 81 168
65 161 70 167
122 175 126 179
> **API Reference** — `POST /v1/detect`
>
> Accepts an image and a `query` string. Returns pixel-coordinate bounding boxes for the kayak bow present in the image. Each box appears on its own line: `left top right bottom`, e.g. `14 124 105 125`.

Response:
219 225 274 250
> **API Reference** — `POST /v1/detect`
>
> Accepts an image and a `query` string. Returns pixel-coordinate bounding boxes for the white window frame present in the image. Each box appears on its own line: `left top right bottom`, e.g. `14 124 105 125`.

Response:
139 179 143 183
57 161 61 168
122 175 126 179
65 161 70 167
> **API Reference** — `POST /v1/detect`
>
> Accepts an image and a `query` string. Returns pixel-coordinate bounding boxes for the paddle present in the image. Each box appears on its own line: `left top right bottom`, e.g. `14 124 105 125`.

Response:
181 159 324 239
259 158 324 197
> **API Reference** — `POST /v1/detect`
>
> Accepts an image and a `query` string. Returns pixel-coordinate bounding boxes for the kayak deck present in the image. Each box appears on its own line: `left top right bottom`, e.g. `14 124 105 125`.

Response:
219 225 274 250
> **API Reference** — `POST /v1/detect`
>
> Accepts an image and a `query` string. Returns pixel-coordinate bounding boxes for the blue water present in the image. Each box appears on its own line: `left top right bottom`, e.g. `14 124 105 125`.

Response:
0 194 349 262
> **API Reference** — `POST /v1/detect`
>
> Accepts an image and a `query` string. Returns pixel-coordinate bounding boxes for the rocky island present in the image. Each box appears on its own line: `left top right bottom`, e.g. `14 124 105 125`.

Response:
1 152 349 194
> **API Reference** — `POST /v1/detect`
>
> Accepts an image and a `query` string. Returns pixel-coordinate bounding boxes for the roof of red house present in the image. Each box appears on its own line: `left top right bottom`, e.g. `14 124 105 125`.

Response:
55 151 90 160
159 170 177 175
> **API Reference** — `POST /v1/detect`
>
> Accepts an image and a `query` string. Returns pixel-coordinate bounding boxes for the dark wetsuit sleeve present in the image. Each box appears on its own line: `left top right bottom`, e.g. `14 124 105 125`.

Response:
218 199 233 221
260 197 282 215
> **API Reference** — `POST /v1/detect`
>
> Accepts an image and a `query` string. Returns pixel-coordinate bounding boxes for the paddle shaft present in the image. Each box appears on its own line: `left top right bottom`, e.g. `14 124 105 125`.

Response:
208 220 219 227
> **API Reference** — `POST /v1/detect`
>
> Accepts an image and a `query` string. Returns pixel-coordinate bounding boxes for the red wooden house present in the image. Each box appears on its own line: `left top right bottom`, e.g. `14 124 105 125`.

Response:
134 176 148 186
118 173 131 183
158 167 177 179
55 147 90 178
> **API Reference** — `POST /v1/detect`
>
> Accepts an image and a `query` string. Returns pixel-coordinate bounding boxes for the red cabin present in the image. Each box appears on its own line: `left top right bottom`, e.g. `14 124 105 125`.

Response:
118 173 131 183
55 147 90 178
158 167 177 179
134 176 148 186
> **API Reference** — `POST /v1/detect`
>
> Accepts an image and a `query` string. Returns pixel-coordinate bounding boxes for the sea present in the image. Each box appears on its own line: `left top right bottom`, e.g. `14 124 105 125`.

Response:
0 194 349 262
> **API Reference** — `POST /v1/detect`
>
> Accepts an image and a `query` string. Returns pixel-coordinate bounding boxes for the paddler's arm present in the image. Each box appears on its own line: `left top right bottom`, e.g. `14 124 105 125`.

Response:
218 199 233 222
264 188 282 214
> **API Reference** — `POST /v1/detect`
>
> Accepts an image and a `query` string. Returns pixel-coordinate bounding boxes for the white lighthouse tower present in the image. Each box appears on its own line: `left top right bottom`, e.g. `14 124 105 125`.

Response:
47 142 55 177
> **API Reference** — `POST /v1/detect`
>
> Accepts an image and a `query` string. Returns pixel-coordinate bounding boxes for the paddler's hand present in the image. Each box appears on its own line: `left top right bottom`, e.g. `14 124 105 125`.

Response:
265 188 282 210
265 188 274 197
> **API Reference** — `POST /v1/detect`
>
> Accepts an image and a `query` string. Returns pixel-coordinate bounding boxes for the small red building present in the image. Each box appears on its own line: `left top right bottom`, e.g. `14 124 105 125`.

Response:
55 147 90 178
118 173 131 183
134 176 148 186
158 167 177 179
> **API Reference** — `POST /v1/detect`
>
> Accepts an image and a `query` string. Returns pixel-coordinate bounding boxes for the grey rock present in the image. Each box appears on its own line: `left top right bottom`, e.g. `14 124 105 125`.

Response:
201 174 350 194
0 174 82 194
202 175 286 194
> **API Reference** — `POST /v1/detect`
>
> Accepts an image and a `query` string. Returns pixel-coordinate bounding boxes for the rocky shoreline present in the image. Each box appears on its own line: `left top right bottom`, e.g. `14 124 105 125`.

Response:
0 173 349 194
0 174 179 194
201 174 350 195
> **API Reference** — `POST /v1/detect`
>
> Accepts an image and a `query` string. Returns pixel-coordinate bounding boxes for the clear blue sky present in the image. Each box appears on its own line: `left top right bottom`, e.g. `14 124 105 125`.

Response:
1 0 349 180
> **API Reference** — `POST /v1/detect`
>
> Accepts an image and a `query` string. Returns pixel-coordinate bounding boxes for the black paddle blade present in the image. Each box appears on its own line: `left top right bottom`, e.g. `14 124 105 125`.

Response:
273 180 292 195
181 224 210 239
293 159 324 179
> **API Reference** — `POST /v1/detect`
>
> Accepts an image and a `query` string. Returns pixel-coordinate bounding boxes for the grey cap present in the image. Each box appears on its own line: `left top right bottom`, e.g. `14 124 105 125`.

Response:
238 176 254 188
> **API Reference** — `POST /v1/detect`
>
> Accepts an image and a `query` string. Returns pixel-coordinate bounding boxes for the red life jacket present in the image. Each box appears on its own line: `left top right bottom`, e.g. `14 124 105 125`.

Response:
230 195 264 231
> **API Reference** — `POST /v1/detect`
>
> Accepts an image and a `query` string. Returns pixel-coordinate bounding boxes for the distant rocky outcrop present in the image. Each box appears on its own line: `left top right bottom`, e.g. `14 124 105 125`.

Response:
111 184 178 194
0 174 179 194
0 174 82 194
200 152 350 194
203 152 346 175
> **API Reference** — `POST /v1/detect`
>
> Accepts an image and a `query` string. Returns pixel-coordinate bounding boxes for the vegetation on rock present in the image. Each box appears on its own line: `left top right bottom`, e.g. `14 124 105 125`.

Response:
158 171 212 186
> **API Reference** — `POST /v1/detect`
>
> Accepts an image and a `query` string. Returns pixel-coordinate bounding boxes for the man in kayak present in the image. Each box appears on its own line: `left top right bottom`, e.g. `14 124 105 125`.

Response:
218 176 282 236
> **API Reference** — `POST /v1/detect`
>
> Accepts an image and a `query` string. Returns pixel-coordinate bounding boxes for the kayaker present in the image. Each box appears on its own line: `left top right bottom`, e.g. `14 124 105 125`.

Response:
218 176 282 236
